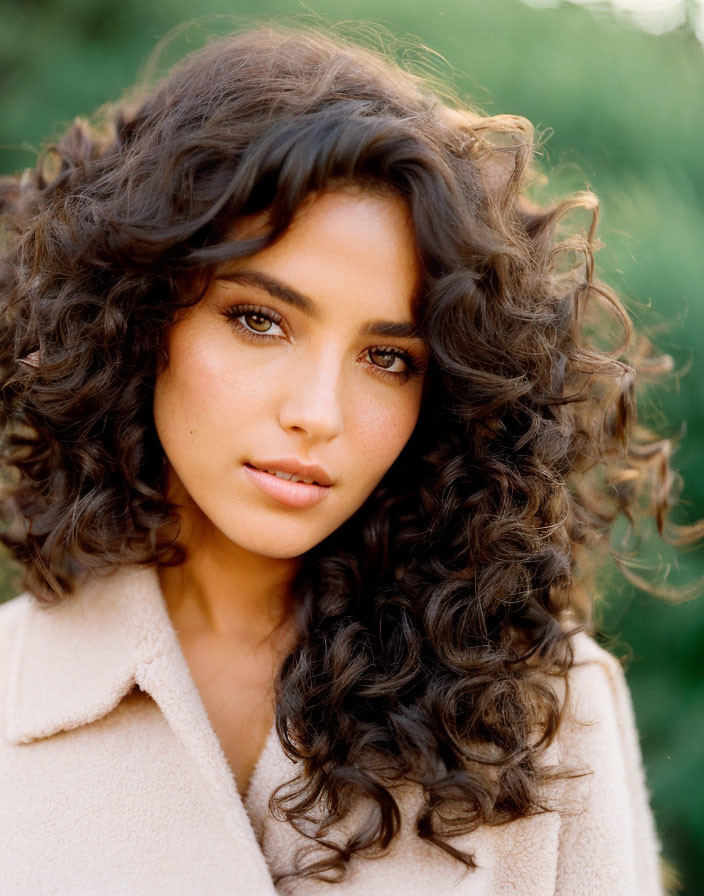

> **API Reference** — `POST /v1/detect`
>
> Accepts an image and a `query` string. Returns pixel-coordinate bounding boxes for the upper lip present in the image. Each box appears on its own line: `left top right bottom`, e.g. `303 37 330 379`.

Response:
247 457 334 487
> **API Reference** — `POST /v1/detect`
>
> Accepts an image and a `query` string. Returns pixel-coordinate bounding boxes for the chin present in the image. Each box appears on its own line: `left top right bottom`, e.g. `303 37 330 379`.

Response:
218 521 328 560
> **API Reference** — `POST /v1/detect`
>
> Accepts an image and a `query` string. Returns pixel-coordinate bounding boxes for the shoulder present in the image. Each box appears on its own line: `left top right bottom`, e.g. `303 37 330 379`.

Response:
564 629 630 719
549 628 665 895
0 591 33 688
0 587 64 679
0 589 32 632
0 590 43 742
568 627 625 676
0 591 34 765
551 628 645 792
557 629 637 765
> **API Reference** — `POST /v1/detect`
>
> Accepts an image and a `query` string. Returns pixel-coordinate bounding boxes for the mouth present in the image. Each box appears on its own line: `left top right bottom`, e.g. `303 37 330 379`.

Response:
244 463 330 487
243 463 332 509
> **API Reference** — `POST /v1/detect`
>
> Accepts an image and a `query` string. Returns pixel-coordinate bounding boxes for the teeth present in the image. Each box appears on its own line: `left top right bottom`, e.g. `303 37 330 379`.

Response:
265 469 316 485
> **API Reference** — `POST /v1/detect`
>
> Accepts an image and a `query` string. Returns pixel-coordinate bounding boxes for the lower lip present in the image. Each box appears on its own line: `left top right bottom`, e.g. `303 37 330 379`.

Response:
243 463 332 509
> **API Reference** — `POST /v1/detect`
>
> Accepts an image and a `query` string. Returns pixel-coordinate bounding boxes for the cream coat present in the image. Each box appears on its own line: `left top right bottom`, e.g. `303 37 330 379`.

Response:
0 564 665 895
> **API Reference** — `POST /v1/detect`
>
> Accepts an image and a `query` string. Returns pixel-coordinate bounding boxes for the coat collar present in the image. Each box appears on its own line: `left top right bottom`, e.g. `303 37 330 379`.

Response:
3 562 283 813
5 564 176 745
4 563 283 893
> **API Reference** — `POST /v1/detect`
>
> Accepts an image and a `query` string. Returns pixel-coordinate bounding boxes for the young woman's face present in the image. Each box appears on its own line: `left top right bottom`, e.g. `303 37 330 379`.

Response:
153 187 428 559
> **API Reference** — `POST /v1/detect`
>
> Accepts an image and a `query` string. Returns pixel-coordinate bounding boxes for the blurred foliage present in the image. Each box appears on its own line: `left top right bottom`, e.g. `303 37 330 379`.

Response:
1 0 703 891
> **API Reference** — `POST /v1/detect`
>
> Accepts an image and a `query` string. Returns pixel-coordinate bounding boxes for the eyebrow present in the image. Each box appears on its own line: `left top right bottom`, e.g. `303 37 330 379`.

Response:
215 269 424 342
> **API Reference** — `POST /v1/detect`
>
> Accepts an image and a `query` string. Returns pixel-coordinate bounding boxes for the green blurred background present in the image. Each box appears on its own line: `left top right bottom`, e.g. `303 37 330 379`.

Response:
1 0 703 891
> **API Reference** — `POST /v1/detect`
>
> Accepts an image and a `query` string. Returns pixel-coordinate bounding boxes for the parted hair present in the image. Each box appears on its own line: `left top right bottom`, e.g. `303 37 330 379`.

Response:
0 23 697 885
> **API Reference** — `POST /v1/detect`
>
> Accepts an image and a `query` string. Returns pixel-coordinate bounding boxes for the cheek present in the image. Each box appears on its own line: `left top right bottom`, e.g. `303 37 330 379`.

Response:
155 342 215 442
155 328 267 441
154 343 228 482
349 385 422 474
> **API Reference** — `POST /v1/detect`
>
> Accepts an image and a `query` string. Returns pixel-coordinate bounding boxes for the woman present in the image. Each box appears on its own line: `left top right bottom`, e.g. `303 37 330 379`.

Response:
0 23 690 895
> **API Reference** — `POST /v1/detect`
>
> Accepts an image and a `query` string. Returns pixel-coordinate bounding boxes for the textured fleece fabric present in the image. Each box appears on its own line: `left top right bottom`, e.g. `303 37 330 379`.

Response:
0 564 665 895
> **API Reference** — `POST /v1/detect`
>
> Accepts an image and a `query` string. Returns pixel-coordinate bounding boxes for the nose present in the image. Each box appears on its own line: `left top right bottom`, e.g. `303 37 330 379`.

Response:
277 351 344 441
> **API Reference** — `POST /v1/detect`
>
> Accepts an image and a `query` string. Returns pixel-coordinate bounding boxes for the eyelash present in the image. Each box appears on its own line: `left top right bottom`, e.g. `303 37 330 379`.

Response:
222 303 426 385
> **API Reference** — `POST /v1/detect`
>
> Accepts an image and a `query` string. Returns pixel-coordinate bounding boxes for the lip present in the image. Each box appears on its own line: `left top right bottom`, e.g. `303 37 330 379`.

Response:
243 463 333 509
248 457 334 487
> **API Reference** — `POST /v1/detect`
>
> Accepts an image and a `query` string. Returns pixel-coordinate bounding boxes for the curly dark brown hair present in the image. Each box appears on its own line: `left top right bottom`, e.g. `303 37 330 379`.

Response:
0 22 700 887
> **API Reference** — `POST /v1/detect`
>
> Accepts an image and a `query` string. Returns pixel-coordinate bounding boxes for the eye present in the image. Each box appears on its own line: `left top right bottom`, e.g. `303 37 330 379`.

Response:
241 310 278 334
368 348 401 371
365 346 425 384
223 304 286 339
222 303 426 385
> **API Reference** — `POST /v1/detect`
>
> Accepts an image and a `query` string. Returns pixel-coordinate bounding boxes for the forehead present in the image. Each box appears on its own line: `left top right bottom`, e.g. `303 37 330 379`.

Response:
220 187 423 322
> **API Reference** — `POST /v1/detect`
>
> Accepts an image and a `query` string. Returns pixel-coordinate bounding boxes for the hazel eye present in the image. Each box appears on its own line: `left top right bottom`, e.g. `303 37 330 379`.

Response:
243 311 274 333
223 303 286 339
368 348 406 372
365 345 426 385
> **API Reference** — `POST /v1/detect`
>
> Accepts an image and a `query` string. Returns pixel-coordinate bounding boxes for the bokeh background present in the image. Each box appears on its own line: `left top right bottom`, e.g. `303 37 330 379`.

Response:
1 0 703 892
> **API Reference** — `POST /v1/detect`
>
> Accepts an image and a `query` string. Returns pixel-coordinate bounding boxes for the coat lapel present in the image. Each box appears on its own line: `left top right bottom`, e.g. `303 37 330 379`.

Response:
4 563 280 895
